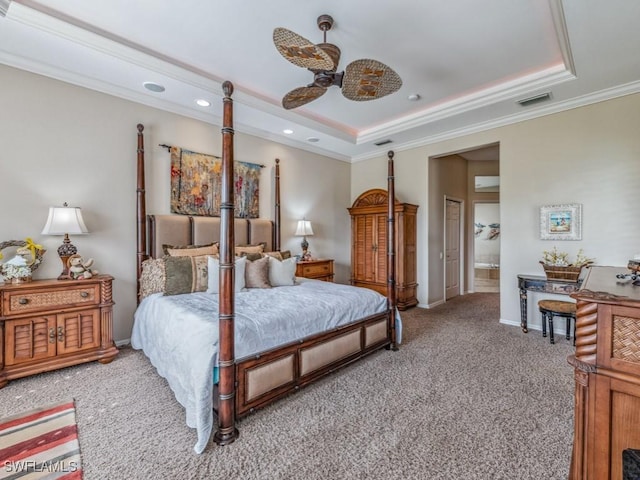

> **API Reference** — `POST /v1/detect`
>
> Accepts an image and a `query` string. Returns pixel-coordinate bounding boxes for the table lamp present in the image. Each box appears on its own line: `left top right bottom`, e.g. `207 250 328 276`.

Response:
295 219 314 257
41 202 89 279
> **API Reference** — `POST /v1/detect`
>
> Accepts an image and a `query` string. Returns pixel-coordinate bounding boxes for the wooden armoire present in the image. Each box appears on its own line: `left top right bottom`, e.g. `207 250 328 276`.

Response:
348 189 418 310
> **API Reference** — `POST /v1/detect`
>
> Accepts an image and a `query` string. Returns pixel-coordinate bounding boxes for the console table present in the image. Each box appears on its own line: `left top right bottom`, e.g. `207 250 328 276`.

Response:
517 274 582 333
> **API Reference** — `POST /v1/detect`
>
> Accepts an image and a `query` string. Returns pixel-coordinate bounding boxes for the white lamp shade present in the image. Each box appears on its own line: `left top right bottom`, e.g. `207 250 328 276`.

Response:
41 206 89 235
295 220 314 236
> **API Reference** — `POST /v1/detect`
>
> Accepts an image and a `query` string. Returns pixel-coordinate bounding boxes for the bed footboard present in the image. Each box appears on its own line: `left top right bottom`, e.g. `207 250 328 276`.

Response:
231 311 391 417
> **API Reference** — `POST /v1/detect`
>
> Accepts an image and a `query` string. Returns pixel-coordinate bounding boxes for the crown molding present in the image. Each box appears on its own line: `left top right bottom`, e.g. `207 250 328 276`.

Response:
351 80 640 163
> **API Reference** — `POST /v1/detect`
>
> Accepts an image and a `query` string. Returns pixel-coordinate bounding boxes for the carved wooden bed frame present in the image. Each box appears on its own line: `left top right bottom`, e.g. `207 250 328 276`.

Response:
135 81 398 447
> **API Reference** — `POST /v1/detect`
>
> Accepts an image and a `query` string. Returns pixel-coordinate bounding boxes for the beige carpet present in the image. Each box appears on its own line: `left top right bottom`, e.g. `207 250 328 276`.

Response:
0 293 574 479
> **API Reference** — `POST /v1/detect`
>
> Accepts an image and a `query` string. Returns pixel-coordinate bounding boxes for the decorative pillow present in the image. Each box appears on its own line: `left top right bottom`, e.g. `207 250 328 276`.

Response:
268 256 297 287
163 243 219 257
207 256 247 294
164 255 209 296
240 252 264 262
244 256 271 289
264 251 283 261
139 258 166 300
234 242 266 257
264 250 291 261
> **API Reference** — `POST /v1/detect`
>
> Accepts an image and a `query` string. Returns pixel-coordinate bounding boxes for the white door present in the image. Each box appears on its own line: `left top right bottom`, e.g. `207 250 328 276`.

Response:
445 199 461 300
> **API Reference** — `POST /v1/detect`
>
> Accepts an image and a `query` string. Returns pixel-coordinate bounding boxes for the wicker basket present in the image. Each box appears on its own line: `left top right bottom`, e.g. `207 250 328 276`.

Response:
539 261 584 282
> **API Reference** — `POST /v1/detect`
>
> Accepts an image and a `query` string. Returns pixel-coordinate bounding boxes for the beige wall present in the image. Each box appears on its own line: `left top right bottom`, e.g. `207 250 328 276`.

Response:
0 65 352 342
353 93 640 330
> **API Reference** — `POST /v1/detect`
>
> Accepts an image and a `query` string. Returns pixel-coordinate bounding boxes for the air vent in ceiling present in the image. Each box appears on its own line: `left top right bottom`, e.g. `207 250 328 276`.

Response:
517 92 552 107
374 139 393 146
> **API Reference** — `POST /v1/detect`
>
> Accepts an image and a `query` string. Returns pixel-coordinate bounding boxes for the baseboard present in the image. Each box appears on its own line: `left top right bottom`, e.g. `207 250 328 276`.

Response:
419 299 445 309
499 318 521 328
115 338 131 347
500 318 548 333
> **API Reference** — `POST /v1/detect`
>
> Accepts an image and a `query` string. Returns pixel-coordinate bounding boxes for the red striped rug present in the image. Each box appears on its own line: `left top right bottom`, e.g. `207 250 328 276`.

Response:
0 401 82 479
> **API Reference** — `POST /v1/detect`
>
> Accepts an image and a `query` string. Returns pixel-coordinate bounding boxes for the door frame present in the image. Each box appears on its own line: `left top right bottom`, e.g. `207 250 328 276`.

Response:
444 195 465 301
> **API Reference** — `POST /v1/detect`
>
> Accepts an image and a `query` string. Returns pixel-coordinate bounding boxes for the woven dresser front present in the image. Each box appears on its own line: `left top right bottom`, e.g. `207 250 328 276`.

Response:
2 283 99 316
614 315 640 363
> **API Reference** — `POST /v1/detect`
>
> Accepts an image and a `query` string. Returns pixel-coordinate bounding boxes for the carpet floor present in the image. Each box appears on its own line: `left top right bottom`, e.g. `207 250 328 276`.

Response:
0 293 575 479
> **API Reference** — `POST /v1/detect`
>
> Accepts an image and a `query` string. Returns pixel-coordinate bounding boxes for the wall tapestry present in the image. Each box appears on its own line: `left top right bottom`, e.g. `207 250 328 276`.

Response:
170 147 260 218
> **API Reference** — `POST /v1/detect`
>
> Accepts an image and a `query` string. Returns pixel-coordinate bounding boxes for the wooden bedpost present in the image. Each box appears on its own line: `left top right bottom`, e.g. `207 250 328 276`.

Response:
136 123 147 303
274 158 281 251
214 81 239 446
387 150 399 351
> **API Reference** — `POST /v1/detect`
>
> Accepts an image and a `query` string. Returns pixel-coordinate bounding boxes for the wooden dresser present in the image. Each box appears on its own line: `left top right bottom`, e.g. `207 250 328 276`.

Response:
295 259 334 282
0 275 118 388
348 189 418 310
569 266 640 479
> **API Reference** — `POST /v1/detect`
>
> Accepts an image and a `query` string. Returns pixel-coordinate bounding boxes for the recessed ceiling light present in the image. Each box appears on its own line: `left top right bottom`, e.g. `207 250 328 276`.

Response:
196 99 211 107
283 129 294 135
407 93 421 101
307 137 320 143
143 81 165 93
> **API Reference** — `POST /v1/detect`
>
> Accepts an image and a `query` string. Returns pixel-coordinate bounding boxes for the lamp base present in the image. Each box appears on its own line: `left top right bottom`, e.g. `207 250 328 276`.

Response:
57 237 77 280
58 254 72 280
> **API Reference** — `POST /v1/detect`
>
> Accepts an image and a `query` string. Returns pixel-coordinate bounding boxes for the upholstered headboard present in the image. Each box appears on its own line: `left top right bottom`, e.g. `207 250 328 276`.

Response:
147 215 274 259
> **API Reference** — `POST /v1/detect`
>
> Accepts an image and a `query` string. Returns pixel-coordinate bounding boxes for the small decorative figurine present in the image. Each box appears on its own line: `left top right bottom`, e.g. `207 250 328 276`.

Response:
67 254 98 280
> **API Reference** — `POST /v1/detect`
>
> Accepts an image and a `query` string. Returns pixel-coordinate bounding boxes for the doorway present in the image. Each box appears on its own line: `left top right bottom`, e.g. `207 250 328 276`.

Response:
473 202 500 293
428 142 499 306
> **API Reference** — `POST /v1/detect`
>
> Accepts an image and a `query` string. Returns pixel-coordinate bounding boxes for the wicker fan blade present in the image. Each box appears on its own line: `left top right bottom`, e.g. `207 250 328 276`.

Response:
282 86 327 110
341 59 402 101
273 27 335 71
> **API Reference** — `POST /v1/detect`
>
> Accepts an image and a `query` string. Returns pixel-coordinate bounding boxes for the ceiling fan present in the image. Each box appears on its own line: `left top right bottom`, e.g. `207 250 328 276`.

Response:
273 15 402 110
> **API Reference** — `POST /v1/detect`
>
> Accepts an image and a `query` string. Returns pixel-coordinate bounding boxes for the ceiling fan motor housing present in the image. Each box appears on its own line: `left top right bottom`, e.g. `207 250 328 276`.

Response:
312 71 344 88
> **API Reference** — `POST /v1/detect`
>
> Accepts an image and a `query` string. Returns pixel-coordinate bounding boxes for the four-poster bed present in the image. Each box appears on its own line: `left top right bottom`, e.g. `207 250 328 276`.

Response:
132 81 399 453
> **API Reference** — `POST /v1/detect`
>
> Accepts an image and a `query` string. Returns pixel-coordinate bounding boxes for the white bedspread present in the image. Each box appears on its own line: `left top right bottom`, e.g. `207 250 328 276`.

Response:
130 278 390 453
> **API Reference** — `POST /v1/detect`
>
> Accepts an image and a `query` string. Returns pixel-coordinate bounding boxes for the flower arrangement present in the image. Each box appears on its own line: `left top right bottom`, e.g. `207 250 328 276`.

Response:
1 262 32 281
540 247 594 282
541 247 594 267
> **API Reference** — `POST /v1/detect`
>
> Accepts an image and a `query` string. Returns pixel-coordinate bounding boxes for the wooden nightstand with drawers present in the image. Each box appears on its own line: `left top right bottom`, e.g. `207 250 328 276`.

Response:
295 259 334 282
0 275 118 388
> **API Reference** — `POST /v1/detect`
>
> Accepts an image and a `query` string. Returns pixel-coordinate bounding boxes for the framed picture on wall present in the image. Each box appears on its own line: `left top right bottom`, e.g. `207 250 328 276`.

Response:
540 203 582 240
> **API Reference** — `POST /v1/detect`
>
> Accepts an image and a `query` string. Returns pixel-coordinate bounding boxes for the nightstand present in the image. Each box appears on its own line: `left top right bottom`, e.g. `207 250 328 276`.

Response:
295 259 334 282
0 275 118 388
